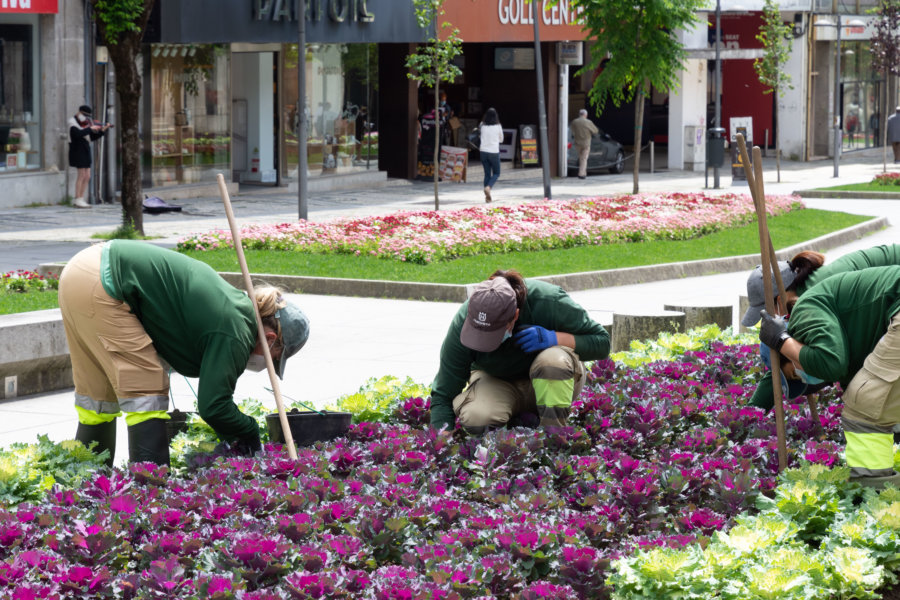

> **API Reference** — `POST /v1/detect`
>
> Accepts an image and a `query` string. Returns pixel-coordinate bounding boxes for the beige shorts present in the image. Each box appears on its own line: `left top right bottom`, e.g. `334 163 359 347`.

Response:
58 244 169 415
843 311 900 427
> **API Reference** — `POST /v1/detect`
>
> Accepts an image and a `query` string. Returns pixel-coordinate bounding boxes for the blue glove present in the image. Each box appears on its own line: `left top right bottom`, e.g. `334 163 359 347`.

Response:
514 326 558 353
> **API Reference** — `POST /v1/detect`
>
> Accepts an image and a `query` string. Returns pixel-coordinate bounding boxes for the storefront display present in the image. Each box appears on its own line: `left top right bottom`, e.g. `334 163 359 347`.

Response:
0 17 39 173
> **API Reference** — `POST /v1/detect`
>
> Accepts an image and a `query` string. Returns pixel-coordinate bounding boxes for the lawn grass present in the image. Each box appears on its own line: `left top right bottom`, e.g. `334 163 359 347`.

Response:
814 182 900 192
0 291 59 315
181 208 873 285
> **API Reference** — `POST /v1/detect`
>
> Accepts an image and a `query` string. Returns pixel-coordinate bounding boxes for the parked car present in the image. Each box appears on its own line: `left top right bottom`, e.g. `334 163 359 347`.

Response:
567 130 625 175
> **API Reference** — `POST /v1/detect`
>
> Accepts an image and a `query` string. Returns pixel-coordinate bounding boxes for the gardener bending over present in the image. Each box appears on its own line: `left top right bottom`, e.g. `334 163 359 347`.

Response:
430 269 609 433
743 244 900 410
758 265 900 489
58 240 310 466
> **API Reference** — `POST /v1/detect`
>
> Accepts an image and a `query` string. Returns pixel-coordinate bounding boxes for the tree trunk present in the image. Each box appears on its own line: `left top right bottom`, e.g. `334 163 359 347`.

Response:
433 74 440 211
108 39 144 235
632 89 645 194
775 85 781 183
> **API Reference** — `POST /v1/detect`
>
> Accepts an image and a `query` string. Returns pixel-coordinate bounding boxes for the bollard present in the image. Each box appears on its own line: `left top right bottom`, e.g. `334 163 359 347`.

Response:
611 310 685 353
663 304 732 331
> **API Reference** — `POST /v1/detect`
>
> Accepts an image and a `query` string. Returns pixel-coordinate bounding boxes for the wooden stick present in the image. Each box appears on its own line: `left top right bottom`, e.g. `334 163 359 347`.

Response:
216 174 298 460
737 135 788 471
752 153 823 437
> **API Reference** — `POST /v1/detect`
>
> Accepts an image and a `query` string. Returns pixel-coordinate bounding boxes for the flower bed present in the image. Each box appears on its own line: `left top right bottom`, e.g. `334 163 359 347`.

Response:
872 172 900 187
176 193 803 264
1 270 58 293
1 326 881 599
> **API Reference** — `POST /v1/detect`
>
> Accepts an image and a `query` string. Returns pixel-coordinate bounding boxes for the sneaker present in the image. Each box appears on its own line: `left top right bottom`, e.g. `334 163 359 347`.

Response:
850 471 900 490
484 186 492 202
578 176 586 180
72 197 90 209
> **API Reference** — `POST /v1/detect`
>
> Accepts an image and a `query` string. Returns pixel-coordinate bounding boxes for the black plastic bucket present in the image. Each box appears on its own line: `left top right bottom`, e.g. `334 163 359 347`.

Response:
265 409 353 446
166 409 196 442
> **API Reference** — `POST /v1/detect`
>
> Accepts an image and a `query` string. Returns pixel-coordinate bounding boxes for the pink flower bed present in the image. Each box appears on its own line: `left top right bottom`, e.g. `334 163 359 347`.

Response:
177 193 803 264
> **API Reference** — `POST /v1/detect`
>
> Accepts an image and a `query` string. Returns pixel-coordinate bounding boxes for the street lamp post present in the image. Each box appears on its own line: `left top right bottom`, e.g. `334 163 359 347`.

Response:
714 0 722 189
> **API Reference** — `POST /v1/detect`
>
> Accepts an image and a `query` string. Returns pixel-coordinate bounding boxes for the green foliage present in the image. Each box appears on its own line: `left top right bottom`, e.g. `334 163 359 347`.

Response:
405 0 463 90
330 376 430 423
91 215 148 240
0 435 108 506
92 0 148 43
754 0 794 97
871 0 900 77
574 0 704 111
612 325 758 367
608 463 897 599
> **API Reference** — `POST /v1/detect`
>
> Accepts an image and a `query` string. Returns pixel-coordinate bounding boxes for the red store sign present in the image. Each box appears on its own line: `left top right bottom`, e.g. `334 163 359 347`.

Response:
0 0 57 13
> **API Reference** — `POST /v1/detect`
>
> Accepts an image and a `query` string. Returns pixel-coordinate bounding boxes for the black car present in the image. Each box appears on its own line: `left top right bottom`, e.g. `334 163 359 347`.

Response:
567 130 626 175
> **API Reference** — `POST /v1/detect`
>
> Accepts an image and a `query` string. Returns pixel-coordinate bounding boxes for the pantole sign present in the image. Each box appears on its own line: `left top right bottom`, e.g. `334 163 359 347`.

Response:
0 0 57 13
254 0 374 22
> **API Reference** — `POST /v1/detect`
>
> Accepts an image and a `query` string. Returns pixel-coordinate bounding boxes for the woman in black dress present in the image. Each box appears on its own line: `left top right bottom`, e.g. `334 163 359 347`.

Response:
68 105 110 208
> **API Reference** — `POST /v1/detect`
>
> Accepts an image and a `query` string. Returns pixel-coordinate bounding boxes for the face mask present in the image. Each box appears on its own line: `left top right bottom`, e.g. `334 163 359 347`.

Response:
245 354 267 373
501 329 512 343
797 369 824 386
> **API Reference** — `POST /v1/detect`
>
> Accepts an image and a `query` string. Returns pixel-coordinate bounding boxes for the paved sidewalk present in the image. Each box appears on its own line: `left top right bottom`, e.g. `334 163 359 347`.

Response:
1 148 897 464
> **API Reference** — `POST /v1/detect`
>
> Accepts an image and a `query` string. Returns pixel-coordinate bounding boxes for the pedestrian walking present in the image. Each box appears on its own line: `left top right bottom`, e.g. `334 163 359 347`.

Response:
888 106 900 163
58 240 310 467
570 108 598 179
68 105 110 209
479 108 503 202
758 265 900 489
429 269 609 433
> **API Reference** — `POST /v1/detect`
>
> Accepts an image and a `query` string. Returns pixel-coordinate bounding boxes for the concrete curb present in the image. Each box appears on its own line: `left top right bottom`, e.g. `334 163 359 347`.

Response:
795 190 900 200
217 216 887 301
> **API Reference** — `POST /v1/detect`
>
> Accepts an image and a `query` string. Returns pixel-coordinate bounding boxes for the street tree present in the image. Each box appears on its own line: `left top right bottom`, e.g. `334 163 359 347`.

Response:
574 0 703 193
90 0 155 235
753 0 793 182
870 0 900 172
405 0 462 210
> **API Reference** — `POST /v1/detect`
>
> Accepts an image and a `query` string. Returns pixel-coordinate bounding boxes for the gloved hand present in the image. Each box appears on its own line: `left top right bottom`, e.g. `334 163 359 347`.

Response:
214 436 262 457
514 325 558 353
759 310 790 350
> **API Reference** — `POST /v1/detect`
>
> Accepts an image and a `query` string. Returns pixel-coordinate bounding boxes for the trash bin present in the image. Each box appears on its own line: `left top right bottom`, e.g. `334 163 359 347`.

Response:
707 127 726 168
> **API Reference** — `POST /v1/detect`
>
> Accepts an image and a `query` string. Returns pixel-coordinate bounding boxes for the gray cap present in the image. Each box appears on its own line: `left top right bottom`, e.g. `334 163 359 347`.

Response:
460 278 517 352
275 301 309 378
759 343 807 400
741 261 796 327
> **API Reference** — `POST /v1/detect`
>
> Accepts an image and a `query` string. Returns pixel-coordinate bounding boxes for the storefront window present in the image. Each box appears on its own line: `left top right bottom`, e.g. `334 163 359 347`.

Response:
839 40 883 151
0 17 40 173
282 43 378 178
149 44 230 187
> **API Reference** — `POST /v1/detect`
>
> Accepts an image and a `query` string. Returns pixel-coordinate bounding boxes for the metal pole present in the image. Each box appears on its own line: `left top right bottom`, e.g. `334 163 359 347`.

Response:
532 1 552 199
105 62 116 204
713 0 721 189
297 0 309 219
833 14 841 178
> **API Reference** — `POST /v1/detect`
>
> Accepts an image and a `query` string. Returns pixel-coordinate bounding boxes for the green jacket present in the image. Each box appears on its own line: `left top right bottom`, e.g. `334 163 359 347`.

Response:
430 279 609 430
796 244 900 295
790 266 900 386
101 240 259 441
751 246 900 410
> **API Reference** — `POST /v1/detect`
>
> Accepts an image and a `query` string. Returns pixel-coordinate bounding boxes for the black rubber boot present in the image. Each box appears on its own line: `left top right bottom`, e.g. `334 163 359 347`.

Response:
127 419 171 466
75 421 116 468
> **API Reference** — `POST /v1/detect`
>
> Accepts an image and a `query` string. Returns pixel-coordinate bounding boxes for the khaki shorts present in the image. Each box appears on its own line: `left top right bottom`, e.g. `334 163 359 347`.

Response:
452 346 585 428
843 311 900 427
58 244 169 416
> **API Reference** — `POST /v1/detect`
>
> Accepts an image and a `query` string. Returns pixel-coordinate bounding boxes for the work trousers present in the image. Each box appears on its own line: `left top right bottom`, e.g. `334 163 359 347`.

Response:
58 243 169 428
452 346 585 430
576 144 590 177
842 311 900 479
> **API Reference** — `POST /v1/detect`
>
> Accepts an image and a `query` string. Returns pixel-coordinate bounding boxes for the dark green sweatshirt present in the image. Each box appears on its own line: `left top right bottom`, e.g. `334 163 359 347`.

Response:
751 246 900 410
430 279 609 430
101 240 258 441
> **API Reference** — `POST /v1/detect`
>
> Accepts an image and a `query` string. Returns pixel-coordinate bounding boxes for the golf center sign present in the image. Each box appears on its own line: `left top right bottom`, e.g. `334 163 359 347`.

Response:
441 0 585 43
